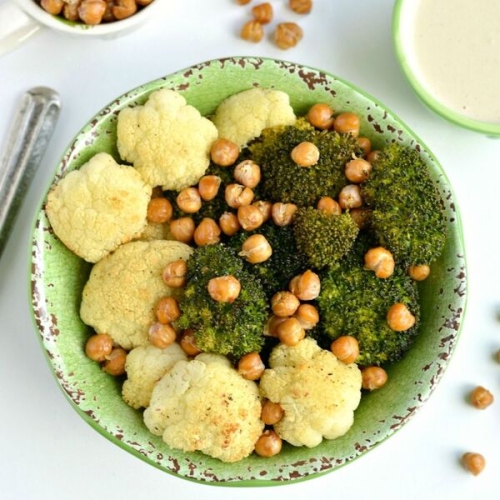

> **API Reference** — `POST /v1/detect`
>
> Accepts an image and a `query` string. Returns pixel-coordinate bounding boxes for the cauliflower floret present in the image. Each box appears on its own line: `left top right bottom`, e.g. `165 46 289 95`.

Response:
211 88 296 148
45 152 152 263
117 89 218 191
133 221 173 242
259 338 362 448
80 240 192 349
144 353 264 463
122 344 187 409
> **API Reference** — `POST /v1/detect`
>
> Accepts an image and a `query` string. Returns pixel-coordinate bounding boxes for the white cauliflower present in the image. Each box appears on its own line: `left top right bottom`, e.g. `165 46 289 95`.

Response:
122 344 187 409
144 353 264 463
211 88 296 148
117 89 218 191
45 152 151 263
259 338 362 448
80 240 193 349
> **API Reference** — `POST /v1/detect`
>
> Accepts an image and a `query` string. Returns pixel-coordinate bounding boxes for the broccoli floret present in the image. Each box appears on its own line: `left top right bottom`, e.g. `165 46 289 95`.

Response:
361 143 446 266
293 207 359 269
249 119 360 207
175 243 268 359
226 221 307 298
316 241 420 366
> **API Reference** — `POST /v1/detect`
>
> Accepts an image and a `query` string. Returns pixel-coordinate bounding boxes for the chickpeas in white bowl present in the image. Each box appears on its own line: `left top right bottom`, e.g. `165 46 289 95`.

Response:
0 0 160 56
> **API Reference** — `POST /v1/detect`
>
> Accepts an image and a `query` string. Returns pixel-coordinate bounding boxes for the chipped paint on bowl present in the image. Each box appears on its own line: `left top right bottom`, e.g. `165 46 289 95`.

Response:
29 57 467 486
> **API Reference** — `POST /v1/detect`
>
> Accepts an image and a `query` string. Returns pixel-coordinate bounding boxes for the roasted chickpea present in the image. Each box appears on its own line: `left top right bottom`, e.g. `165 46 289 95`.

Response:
170 217 195 243
238 352 265 381
207 275 241 303
41 0 64 15
180 329 201 356
162 259 187 288
85 333 113 362
330 336 359 364
79 0 107 25
462 452 486 476
194 218 221 246
219 211 241 236
237 204 265 231
253 200 273 222
102 347 127 376
113 0 137 20
147 197 173 223
387 303 416 331
225 183 255 208
496 349 500 364
241 20 264 43
317 196 341 214
408 264 431 281
239 234 273 264
237 0 251 4
334 112 361 137
276 317 305 346
148 322 177 349
155 296 181 324
63 2 79 21
291 141 320 167
367 149 383 163
266 315 287 337
271 291 301 317
345 158 372 183
307 102 335 130
364 247 395 279
271 202 298 226
210 138 240 166
252 2 273 24
289 0 312 14
294 303 319 330
275 22 303 50
469 386 494 409
357 137 372 157
261 400 284 425
349 207 372 229
176 187 202 213
255 430 282 457
233 160 261 188
289 270 321 300
338 184 363 209
361 366 388 391
198 175 221 201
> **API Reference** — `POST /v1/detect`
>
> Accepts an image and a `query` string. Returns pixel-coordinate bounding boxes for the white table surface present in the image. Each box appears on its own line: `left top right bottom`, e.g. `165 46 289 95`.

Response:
1 1 499 499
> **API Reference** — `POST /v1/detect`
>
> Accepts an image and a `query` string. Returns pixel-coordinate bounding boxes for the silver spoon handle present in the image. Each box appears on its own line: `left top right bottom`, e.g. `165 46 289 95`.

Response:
0 87 61 257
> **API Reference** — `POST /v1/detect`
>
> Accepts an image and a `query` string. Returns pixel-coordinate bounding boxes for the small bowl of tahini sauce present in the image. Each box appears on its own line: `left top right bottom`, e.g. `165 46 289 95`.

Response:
393 0 500 137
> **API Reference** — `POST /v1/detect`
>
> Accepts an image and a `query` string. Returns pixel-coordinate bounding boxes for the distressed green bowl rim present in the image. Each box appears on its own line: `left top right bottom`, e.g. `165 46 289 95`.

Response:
392 0 500 137
29 56 467 487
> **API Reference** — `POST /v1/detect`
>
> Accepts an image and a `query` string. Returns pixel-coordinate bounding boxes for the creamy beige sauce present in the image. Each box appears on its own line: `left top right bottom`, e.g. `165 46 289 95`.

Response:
412 0 500 123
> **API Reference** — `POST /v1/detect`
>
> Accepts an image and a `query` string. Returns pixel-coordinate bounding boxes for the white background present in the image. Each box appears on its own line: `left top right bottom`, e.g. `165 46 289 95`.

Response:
1 1 499 499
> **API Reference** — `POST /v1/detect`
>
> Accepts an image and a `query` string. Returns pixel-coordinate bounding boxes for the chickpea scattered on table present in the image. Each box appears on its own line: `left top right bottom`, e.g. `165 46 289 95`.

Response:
37 0 153 25
461 452 486 476
469 386 494 410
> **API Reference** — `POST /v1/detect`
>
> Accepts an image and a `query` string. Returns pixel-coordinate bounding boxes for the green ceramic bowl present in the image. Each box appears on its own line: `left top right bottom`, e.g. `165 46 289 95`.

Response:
392 0 500 137
30 57 467 486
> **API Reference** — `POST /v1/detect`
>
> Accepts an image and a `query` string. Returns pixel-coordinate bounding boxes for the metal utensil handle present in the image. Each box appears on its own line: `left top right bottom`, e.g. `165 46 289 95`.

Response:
0 87 61 257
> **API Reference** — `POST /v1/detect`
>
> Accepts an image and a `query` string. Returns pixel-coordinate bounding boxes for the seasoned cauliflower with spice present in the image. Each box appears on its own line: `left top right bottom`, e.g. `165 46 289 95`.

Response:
45 152 152 263
259 338 362 448
80 240 192 350
122 344 187 409
144 353 264 463
211 88 296 147
117 89 218 191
